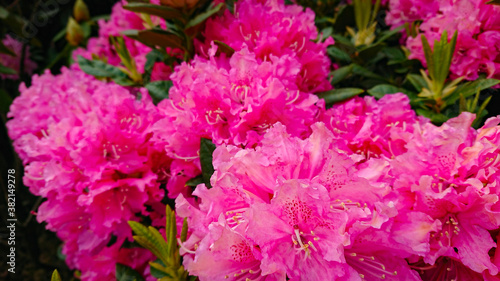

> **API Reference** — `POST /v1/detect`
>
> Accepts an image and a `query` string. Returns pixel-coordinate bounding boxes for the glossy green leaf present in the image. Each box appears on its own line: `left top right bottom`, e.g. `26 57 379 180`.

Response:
352 64 386 81
407 74 427 92
145 80 172 103
77 55 127 79
376 25 404 44
330 64 354 85
150 260 172 279
200 138 216 189
447 79 500 104
327 46 352 62
416 108 449 124
185 175 203 187
180 218 188 242
0 63 17 75
185 3 224 29
128 221 169 265
357 43 384 62
487 0 500 5
213 40 235 57
367 84 413 99
137 29 185 50
317 88 364 104
123 3 184 21
116 263 145 281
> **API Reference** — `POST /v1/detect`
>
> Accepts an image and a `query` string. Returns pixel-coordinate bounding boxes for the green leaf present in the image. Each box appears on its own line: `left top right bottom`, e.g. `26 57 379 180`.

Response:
0 40 16 56
185 175 203 187
0 63 17 75
486 0 500 6
116 263 145 281
357 43 384 63
327 46 352 62
52 28 67 42
200 138 216 189
352 64 386 81
185 3 224 29
77 55 128 80
407 74 427 92
319 27 333 41
123 3 184 21
367 84 413 99
150 260 172 279
180 218 188 242
137 29 185 50
416 108 449 124
420 35 435 79
376 25 404 44
51 270 62 281
213 40 235 57
165 205 177 257
330 64 354 85
316 88 364 104
0 88 13 113
447 78 500 104
128 221 169 265
146 80 172 103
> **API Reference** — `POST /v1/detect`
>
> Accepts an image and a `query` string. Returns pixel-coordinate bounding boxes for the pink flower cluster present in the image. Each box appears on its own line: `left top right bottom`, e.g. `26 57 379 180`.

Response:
200 0 333 93
177 93 500 281
0 35 37 80
157 0 332 198
72 0 175 80
386 0 500 81
7 68 170 280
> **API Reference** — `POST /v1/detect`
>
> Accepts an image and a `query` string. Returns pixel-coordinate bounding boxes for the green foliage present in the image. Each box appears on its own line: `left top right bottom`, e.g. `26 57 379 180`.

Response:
145 80 173 104
123 1 224 61
128 205 191 281
200 138 216 189
77 55 136 86
317 88 364 104
116 264 145 281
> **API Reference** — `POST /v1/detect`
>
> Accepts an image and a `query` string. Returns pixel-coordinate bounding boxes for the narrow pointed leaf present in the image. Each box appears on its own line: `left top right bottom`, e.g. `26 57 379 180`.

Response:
116 263 145 281
123 3 184 21
330 64 354 85
181 218 188 242
317 88 364 104
200 138 216 189
447 79 500 104
185 3 224 29
0 63 17 75
213 40 235 57
146 80 172 103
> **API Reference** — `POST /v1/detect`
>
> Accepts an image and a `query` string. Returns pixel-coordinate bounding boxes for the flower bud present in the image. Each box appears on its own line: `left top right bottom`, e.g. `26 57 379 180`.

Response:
66 17 84 46
73 0 90 22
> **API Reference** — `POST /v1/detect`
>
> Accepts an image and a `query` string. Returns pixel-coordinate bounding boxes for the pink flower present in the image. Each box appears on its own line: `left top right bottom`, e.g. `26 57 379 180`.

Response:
153 45 322 198
388 0 500 80
320 93 420 161
7 68 171 280
201 0 333 93
0 35 36 80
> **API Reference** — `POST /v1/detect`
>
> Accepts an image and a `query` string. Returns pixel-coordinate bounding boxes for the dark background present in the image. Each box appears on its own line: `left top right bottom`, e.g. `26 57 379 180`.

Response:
0 1 116 280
